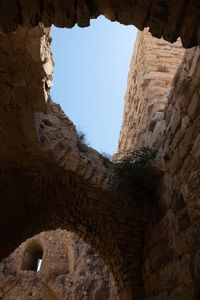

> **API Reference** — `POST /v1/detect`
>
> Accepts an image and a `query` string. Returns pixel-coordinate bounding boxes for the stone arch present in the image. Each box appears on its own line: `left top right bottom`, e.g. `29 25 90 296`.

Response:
41 283 61 300
0 22 155 299
1 1 197 299
0 0 200 47
58 231 75 273
2 281 60 300
1 230 119 299
21 239 44 272
0 2 200 300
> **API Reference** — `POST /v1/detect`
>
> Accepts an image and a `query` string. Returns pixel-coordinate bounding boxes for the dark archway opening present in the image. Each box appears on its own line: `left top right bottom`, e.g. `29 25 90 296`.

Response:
21 240 43 272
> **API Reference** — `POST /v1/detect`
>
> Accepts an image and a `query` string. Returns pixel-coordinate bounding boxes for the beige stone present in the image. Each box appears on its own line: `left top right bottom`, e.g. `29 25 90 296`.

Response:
118 29 184 153
1 0 200 48
1 2 200 299
0 230 118 300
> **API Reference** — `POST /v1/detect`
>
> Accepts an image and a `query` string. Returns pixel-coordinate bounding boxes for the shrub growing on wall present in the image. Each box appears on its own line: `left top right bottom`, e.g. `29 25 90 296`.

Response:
111 147 158 199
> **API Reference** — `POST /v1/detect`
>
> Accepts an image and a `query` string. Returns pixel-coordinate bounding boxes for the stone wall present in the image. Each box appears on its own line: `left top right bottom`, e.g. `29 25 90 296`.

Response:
142 45 200 300
117 29 200 299
0 230 118 300
1 0 200 48
1 3 200 299
0 27 189 300
118 29 184 153
0 23 155 299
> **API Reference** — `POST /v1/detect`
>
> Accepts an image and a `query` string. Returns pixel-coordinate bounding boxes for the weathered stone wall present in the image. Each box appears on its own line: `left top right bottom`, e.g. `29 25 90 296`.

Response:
118 29 184 153
0 230 118 300
1 3 200 299
0 23 154 299
143 45 200 300
0 22 112 259
1 0 200 48
118 29 200 299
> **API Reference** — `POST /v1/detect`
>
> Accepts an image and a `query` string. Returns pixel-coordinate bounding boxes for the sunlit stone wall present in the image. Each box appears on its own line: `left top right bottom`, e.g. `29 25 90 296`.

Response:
118 28 184 153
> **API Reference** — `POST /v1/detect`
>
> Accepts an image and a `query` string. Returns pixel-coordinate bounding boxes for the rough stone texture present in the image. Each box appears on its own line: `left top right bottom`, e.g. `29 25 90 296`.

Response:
1 3 200 300
1 0 200 48
117 29 200 299
0 230 118 300
34 99 111 188
142 45 200 300
118 29 184 153
0 24 156 299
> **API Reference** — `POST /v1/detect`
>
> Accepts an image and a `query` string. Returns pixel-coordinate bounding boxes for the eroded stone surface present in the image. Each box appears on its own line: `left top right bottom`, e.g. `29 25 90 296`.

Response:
0 24 154 299
1 0 200 48
34 99 111 188
0 230 118 300
1 2 200 299
149 49 200 300
117 29 200 299
118 29 184 153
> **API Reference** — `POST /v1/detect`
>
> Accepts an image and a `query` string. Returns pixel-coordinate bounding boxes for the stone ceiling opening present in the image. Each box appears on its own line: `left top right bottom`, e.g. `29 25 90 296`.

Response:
1 2 200 299
50 16 137 156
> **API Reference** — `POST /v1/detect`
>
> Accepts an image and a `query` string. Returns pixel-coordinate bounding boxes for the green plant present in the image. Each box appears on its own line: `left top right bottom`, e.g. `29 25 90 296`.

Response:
110 147 158 198
111 147 157 181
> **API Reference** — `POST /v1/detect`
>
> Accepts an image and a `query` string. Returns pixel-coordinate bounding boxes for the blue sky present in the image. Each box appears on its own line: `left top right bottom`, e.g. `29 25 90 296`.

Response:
50 16 137 155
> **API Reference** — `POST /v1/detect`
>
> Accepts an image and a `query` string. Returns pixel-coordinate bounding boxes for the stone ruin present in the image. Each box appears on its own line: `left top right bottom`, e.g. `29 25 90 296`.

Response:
1 1 200 299
0 230 118 299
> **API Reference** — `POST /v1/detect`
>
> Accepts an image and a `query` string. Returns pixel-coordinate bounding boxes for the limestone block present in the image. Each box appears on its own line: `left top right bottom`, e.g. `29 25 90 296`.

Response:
168 148 181 175
179 124 196 158
171 128 185 150
118 28 184 152
171 109 181 134
192 133 200 160
188 91 200 120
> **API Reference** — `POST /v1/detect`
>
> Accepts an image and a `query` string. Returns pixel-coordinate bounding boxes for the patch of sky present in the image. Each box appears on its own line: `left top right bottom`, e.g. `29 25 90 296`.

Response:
50 16 137 156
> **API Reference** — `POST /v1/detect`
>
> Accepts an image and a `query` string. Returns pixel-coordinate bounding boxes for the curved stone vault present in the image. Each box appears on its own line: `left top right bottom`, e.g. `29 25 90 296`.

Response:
1 1 200 299
0 230 119 300
0 23 158 299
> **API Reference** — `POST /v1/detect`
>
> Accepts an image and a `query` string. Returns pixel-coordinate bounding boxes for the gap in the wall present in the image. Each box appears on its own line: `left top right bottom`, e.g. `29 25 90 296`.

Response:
50 16 137 156
37 258 42 272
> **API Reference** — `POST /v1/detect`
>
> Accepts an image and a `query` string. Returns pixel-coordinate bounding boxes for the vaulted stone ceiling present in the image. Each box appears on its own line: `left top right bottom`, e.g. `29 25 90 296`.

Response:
1 1 200 299
0 0 200 48
0 23 156 299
